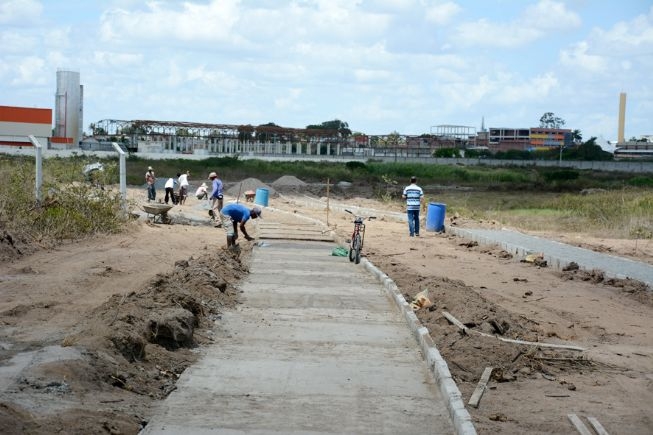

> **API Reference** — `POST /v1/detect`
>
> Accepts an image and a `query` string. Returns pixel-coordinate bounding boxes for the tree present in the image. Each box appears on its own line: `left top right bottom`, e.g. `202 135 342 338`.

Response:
571 129 582 144
306 119 352 138
539 112 566 129
88 123 107 136
562 137 613 161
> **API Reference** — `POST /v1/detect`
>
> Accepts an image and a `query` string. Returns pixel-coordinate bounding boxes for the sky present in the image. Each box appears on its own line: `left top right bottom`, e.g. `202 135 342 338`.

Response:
1 0 652 142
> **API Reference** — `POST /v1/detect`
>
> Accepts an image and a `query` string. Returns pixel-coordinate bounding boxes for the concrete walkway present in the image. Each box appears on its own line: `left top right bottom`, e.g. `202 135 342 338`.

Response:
448 227 653 287
141 217 468 434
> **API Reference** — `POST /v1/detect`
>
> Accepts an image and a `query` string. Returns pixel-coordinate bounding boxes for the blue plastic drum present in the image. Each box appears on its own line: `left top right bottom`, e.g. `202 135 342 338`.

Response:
426 203 446 232
254 188 269 206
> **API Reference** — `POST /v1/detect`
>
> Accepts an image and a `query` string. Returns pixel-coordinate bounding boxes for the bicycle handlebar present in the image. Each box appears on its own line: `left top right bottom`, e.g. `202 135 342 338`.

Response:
345 209 376 221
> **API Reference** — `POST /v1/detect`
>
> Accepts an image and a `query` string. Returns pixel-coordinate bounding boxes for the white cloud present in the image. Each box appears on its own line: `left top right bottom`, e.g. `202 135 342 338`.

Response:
274 88 303 111
0 30 38 53
521 0 581 30
425 1 461 25
559 6 653 73
92 51 144 67
353 68 393 82
12 55 47 85
559 41 607 73
0 0 43 25
453 0 580 47
99 0 243 45
494 72 559 104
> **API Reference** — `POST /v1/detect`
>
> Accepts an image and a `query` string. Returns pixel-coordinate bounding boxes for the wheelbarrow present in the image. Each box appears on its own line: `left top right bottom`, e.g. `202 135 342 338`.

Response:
141 203 174 224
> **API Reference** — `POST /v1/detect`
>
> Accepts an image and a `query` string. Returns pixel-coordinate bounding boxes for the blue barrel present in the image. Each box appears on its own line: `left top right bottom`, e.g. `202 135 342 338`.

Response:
426 203 446 232
254 188 269 206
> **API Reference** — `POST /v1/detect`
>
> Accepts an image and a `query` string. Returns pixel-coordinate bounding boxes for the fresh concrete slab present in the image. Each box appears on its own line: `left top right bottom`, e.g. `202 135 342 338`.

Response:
141 240 457 435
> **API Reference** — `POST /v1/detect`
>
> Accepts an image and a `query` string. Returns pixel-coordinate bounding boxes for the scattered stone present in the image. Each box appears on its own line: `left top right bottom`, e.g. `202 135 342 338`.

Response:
563 262 579 271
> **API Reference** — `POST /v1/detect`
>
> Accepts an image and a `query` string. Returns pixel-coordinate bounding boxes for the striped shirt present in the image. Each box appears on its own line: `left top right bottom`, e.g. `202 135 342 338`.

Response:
403 183 423 211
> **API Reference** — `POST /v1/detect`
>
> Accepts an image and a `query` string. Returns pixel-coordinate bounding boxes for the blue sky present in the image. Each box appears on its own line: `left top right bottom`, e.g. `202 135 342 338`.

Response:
1 0 652 142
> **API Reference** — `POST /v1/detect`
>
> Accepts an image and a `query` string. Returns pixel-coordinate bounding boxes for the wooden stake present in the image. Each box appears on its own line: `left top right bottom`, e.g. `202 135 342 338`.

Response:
326 178 330 226
468 367 493 408
587 417 610 435
567 414 593 435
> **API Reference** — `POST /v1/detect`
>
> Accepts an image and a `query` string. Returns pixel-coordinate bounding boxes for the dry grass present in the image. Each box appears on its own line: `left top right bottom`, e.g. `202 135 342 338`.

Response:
431 189 653 240
0 156 128 249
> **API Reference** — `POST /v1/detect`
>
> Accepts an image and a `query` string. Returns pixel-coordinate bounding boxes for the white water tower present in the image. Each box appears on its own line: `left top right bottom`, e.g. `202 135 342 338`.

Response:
54 69 83 146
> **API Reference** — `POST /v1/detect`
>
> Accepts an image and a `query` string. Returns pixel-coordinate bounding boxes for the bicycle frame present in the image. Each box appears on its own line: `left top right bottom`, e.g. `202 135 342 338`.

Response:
351 218 366 249
345 210 374 264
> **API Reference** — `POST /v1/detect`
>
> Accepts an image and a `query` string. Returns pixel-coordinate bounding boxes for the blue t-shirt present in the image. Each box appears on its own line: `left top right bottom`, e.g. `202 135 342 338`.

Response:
211 178 223 198
403 183 423 211
221 203 251 223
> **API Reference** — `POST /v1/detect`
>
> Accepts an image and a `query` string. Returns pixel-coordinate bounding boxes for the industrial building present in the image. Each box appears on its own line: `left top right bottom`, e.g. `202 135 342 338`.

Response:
0 105 52 147
2 68 651 159
0 69 82 151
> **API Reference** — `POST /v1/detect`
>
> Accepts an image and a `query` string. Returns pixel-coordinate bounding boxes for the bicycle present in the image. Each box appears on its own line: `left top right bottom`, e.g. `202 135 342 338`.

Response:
345 209 375 264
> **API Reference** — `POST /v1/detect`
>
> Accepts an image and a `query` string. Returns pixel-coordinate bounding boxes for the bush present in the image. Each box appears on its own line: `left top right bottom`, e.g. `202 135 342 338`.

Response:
0 156 126 247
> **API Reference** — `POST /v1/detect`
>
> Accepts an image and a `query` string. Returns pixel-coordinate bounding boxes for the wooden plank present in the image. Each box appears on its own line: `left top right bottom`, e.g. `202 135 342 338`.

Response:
441 311 469 333
441 311 584 351
567 414 593 435
587 416 610 435
468 367 493 408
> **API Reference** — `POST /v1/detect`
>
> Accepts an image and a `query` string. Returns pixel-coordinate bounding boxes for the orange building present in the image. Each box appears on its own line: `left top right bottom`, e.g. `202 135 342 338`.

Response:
0 105 52 147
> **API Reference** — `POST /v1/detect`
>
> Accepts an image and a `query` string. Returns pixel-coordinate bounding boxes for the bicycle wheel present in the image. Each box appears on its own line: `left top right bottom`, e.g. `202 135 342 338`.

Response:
348 239 356 262
353 233 362 264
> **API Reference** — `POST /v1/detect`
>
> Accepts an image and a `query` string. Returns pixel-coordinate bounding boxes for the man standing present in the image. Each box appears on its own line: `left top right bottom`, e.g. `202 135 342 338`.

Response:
220 203 261 248
164 177 177 204
209 171 224 224
145 166 156 202
402 176 424 237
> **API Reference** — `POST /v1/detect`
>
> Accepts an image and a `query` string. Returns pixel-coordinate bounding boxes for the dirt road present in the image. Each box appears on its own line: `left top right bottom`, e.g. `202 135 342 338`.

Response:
0 186 651 434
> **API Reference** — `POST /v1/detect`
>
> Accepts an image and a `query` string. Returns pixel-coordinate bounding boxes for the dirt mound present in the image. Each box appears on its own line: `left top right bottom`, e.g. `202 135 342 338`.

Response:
271 175 307 194
0 246 251 434
0 230 34 263
272 175 306 187
225 178 277 198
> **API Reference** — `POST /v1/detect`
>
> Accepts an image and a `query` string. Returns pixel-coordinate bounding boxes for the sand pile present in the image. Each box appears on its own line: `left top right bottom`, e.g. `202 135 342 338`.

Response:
225 178 277 197
272 175 306 187
271 175 307 193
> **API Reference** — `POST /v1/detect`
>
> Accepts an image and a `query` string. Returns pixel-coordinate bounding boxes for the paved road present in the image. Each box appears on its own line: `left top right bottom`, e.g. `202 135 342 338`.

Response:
141 215 467 434
448 227 653 288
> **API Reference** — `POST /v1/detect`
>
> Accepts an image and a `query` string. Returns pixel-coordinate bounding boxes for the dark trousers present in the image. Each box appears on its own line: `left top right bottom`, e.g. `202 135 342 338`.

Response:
165 187 175 204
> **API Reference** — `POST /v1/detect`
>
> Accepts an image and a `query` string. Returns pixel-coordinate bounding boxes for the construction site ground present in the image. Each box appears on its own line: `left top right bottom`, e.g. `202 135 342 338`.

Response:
0 181 652 434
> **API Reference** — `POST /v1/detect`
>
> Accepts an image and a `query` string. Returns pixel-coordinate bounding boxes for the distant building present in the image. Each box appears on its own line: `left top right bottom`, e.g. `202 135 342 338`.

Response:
0 105 52 148
488 127 571 152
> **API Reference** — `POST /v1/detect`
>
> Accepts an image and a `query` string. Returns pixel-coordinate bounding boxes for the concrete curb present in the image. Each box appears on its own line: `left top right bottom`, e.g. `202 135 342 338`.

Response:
360 257 477 435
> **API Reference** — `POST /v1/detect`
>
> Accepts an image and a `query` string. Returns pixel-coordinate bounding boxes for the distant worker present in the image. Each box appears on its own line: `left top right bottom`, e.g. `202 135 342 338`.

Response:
209 171 224 224
195 182 208 200
164 177 177 204
145 166 156 202
177 171 189 205
220 203 261 248
402 176 424 237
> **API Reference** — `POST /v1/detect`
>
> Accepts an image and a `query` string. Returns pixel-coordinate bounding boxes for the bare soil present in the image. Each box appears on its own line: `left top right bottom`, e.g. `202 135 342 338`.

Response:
1 183 652 434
